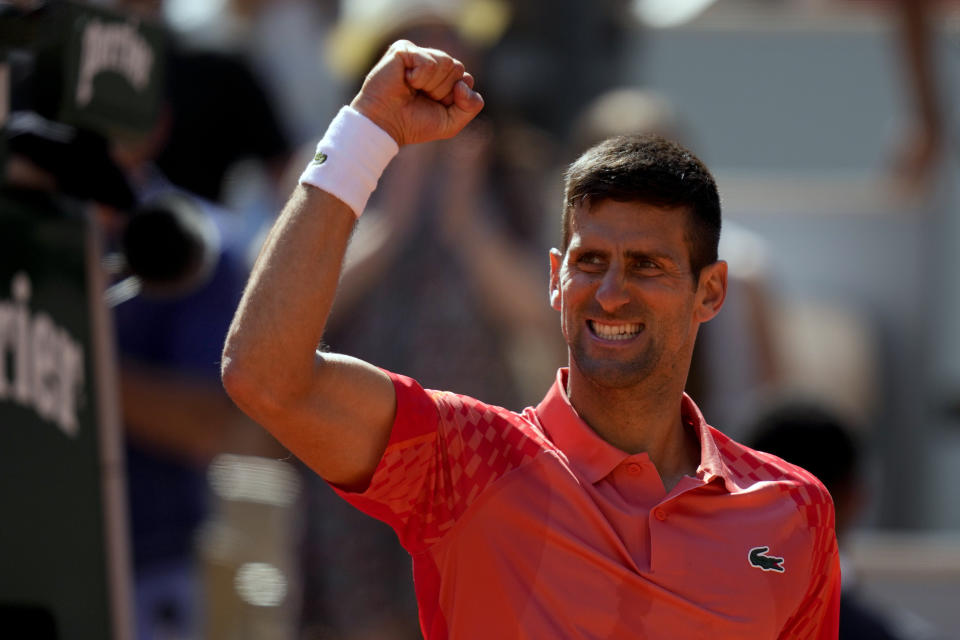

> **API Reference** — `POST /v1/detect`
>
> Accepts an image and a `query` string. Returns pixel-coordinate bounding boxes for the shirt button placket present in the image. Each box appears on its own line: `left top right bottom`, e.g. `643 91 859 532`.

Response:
649 506 669 574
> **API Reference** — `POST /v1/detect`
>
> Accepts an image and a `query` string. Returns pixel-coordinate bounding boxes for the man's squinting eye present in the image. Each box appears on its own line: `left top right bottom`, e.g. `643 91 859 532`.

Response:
633 258 660 271
576 253 607 270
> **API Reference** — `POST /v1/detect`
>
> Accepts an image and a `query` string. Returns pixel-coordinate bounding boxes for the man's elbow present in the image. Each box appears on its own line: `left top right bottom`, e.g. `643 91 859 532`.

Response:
220 353 280 422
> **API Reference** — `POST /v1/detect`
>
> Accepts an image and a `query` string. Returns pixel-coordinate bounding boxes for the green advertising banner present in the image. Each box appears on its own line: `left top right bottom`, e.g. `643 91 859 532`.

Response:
59 3 165 135
0 190 131 639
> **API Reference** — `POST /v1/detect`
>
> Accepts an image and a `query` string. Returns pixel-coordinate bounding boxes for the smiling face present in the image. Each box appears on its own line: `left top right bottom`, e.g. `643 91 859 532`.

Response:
550 199 727 392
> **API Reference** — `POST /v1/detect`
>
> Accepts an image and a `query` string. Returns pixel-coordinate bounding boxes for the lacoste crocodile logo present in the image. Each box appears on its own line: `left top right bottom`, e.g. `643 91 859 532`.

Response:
748 546 785 573
312 151 327 165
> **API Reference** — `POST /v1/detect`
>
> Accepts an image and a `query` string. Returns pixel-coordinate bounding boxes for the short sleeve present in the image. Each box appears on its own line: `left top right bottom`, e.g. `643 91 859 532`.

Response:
778 482 842 639
331 372 549 553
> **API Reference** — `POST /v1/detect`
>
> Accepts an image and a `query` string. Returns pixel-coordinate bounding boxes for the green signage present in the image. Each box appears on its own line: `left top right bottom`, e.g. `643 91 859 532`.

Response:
0 189 130 639
59 3 165 135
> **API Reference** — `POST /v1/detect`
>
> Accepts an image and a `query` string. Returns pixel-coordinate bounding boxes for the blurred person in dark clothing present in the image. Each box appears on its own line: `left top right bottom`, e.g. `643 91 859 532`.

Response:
750 402 947 640
482 0 633 136
155 48 291 204
111 131 284 639
117 0 292 206
97 24 287 628
114 190 260 640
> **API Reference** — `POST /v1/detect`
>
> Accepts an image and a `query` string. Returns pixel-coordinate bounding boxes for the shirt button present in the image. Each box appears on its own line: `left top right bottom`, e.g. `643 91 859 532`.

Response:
626 463 643 475
654 508 667 521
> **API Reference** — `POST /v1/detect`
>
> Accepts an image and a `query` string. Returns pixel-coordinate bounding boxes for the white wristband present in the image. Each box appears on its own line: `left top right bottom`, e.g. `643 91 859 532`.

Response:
298 106 400 217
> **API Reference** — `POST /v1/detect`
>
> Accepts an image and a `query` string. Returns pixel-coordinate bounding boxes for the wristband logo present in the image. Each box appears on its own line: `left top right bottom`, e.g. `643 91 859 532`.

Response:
312 151 328 165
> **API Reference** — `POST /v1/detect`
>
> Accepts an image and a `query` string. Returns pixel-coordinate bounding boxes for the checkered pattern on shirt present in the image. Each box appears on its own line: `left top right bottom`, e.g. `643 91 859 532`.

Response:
364 389 554 551
712 427 839 639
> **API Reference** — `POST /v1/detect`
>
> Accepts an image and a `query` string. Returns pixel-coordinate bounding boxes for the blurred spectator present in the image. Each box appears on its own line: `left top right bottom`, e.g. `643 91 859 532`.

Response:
154 47 291 205
814 0 951 192
81 16 290 632
887 0 947 192
109 128 285 638
116 0 293 211
325 1 563 422
482 0 633 135
113 189 261 640
295 3 566 637
218 0 345 147
749 402 947 640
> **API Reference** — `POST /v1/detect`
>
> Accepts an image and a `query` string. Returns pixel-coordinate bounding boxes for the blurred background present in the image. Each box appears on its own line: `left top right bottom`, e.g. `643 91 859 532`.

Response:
1 0 959 638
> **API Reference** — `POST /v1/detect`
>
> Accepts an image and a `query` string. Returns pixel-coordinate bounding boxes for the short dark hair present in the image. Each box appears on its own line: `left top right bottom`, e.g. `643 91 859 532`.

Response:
561 135 721 280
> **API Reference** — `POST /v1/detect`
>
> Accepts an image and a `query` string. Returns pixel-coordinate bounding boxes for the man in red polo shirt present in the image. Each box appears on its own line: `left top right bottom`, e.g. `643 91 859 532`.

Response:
222 41 840 638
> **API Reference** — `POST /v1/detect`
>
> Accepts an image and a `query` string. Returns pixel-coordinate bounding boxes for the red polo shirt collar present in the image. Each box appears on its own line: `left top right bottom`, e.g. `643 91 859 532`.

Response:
535 368 736 491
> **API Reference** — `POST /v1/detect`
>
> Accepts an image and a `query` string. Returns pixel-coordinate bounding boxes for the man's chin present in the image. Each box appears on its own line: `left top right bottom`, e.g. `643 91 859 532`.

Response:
571 354 654 390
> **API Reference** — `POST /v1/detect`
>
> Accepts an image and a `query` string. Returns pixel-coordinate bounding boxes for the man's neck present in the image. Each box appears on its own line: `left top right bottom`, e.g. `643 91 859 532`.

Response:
566 368 700 492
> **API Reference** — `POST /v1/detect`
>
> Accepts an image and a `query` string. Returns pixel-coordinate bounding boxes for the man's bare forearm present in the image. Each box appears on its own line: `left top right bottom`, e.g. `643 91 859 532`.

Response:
221 185 354 408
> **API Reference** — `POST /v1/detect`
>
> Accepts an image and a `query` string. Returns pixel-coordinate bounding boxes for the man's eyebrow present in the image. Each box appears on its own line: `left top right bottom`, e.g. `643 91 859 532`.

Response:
568 246 607 256
624 249 676 262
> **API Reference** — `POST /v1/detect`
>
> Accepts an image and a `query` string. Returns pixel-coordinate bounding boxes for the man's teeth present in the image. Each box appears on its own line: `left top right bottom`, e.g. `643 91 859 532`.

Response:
590 321 642 340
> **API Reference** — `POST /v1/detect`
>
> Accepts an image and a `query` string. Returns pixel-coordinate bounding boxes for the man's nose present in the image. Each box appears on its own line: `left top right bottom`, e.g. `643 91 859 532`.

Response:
595 270 630 312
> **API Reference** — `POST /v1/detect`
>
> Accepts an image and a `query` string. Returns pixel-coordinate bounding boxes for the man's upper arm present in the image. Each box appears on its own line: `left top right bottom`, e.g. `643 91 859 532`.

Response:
778 481 842 639
226 350 398 489
778 545 841 640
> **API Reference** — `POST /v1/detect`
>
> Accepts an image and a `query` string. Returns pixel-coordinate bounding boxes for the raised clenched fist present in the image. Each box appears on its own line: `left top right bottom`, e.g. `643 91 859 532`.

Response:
349 40 485 147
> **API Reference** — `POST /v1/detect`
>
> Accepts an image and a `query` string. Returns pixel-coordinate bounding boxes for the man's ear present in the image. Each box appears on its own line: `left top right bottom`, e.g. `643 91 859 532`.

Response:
549 248 563 311
694 260 727 323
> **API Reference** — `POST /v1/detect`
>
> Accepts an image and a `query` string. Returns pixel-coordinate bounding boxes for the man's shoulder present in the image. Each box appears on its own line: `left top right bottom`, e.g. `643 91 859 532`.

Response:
378 375 556 543
426 387 553 452
711 426 835 526
389 372 553 455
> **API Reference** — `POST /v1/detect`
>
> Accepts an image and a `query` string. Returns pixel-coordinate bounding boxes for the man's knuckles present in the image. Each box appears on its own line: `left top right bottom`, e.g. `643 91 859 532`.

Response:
424 67 468 99
356 40 482 145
